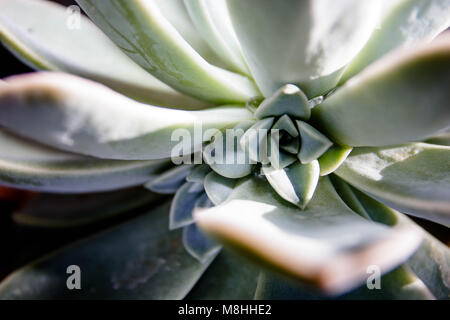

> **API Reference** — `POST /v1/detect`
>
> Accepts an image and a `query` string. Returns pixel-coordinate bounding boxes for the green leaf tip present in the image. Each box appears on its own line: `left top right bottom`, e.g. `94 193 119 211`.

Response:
297 120 333 164
262 160 320 209
254 84 311 120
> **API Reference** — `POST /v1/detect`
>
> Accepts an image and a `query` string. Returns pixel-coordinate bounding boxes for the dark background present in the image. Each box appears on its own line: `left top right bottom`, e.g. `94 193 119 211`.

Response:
0 0 448 282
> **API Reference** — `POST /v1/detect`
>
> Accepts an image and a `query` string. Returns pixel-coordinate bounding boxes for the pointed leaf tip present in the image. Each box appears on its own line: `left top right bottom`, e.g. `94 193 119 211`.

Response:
254 84 311 120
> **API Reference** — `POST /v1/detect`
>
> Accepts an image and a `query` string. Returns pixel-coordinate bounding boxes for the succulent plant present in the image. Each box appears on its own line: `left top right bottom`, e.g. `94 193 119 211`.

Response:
0 0 449 300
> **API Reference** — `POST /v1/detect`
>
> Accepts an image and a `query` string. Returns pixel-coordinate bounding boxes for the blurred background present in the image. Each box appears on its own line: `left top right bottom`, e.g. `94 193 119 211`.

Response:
0 0 448 283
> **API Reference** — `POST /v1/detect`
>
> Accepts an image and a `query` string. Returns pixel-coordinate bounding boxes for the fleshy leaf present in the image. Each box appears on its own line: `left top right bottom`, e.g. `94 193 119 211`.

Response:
318 144 353 176
262 161 319 209
186 251 260 300
203 171 236 205
0 129 170 193
0 0 207 108
312 37 450 146
335 143 450 227
272 114 299 138
12 188 160 228
186 164 211 183
0 72 252 160
227 0 381 98
203 121 255 179
169 182 204 230
240 118 274 164
144 164 193 194
334 182 450 299
340 0 450 83
254 84 310 120
184 0 249 75
195 176 422 295
296 121 333 164
182 223 221 264
75 0 259 103
0 201 214 299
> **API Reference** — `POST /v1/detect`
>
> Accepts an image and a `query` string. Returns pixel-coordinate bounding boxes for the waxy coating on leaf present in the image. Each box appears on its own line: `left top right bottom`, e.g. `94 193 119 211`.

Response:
0 0 449 300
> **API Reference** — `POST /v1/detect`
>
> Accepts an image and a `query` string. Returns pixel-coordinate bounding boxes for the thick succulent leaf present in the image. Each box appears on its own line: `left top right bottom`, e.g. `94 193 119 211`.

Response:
203 121 255 179
184 0 249 75
151 0 223 67
75 0 259 103
296 121 333 164
240 118 274 164
312 38 450 146
169 182 204 230
335 143 450 227
254 85 310 120
0 72 252 160
318 145 353 176
186 251 260 300
0 202 213 299
0 0 207 109
272 115 299 138
255 266 434 300
341 0 450 83
336 184 450 299
262 161 320 209
182 223 221 264
12 188 160 228
0 130 169 193
203 171 236 205
227 0 381 98
145 164 193 194
195 176 422 295
186 164 211 183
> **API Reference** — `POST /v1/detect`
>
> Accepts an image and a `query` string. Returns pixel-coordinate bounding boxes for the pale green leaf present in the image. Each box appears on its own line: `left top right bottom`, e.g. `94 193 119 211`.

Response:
0 72 253 160
75 0 259 103
0 129 169 193
318 145 353 176
169 182 204 230
227 0 381 98
0 0 207 108
262 161 319 209
145 164 193 194
195 176 422 295
341 0 450 83
336 143 450 227
312 38 450 146
296 120 333 164
184 0 249 75
203 171 236 205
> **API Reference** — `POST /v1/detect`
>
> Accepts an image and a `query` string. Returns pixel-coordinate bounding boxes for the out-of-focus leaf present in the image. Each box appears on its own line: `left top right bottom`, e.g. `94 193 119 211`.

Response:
182 223 221 264
186 251 260 300
75 0 259 103
227 0 381 97
0 129 170 193
312 38 450 146
336 143 450 227
203 171 236 205
169 182 204 230
0 72 252 160
12 188 161 228
145 164 193 194
195 175 422 295
0 201 214 299
0 0 207 108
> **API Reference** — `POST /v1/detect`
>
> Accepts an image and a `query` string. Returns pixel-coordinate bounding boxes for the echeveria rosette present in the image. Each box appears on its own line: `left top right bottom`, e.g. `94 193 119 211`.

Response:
0 0 449 299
